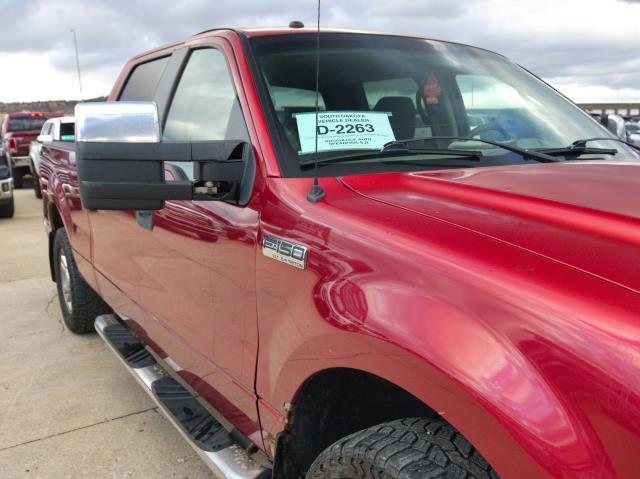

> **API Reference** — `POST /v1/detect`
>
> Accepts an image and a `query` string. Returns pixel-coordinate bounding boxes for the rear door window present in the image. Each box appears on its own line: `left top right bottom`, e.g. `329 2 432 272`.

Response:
119 56 170 101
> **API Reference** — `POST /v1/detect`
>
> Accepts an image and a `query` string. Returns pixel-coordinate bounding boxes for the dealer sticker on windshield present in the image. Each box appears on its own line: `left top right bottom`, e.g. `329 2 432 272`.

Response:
295 111 396 154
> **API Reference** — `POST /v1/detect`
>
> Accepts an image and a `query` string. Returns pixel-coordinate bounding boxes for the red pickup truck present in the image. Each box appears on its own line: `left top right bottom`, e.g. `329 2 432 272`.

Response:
41 27 640 479
1 112 62 188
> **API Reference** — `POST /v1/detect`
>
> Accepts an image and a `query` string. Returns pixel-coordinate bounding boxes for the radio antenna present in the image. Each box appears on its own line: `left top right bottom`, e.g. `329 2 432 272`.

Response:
307 0 326 203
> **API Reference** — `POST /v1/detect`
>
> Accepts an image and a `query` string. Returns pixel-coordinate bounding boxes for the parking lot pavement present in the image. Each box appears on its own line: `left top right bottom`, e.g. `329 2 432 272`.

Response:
0 188 214 478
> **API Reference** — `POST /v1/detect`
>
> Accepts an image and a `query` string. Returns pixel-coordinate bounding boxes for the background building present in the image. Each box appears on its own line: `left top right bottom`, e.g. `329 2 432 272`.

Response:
579 103 640 120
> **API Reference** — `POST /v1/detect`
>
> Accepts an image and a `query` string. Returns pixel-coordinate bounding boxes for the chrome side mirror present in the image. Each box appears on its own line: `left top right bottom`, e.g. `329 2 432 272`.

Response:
74 101 255 212
75 102 160 143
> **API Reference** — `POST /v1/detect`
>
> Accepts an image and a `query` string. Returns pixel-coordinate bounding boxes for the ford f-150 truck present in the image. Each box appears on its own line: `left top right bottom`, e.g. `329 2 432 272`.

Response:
1 112 62 188
41 27 640 479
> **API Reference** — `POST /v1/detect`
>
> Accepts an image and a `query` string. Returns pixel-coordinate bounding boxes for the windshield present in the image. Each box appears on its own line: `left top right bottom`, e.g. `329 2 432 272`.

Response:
8 116 56 132
249 33 637 177
626 124 640 134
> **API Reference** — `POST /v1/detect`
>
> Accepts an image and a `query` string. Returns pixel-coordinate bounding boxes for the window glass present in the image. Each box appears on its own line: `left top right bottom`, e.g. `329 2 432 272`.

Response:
60 122 75 141
8 117 52 132
163 49 248 180
119 56 169 101
456 74 529 139
250 34 628 178
363 78 417 110
363 78 431 137
267 86 325 151
163 49 247 142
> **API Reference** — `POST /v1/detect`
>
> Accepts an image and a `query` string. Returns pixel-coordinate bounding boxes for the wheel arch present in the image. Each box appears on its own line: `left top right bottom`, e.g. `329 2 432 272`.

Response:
263 320 597 479
46 199 65 281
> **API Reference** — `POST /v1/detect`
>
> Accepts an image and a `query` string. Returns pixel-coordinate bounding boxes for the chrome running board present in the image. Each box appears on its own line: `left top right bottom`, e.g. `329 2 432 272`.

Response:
95 314 270 479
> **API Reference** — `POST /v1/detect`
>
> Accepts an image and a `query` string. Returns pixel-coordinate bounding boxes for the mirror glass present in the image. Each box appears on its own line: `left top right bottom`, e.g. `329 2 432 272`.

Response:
75 101 160 143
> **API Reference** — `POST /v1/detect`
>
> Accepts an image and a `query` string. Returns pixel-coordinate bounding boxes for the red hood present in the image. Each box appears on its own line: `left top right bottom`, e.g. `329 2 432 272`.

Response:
341 161 640 294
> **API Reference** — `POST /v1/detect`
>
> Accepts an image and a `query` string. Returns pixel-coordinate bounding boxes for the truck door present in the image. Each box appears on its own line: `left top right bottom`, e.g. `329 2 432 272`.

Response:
133 42 261 429
89 55 171 325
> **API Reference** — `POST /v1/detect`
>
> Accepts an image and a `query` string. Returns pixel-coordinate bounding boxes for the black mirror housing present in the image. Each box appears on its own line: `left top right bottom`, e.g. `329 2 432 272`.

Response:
77 140 254 211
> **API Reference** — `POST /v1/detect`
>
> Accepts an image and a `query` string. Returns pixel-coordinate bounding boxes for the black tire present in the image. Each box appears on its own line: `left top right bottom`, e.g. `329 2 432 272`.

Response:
53 228 110 334
306 418 499 479
0 197 14 218
12 167 23 189
33 172 42 198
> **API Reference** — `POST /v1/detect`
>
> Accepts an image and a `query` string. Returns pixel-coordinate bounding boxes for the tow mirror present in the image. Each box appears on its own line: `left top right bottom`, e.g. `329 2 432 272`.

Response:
75 102 255 211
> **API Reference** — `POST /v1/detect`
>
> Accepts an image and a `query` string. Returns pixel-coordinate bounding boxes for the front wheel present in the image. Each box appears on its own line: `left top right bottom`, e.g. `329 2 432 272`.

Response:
306 418 498 479
53 228 110 334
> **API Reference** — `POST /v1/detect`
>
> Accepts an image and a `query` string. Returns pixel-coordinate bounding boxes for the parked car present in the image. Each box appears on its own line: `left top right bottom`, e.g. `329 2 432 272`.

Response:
41 27 640 479
625 122 640 146
1 112 62 188
29 117 75 198
0 163 14 218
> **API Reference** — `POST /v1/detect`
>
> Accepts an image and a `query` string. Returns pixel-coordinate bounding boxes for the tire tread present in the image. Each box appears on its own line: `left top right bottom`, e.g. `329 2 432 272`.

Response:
53 228 110 334
306 418 498 479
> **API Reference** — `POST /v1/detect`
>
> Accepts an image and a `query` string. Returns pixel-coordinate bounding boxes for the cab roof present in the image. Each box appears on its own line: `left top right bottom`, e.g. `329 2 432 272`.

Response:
134 26 505 61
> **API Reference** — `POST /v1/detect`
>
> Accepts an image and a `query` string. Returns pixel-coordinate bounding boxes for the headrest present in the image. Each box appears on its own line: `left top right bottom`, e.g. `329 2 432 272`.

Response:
374 96 416 140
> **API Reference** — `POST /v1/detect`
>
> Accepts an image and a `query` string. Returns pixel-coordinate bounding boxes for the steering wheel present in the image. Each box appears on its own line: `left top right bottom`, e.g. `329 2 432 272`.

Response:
416 89 514 142
466 121 513 141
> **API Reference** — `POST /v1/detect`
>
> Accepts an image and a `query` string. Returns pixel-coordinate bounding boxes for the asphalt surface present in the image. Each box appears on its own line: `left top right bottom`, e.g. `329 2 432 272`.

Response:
0 187 214 478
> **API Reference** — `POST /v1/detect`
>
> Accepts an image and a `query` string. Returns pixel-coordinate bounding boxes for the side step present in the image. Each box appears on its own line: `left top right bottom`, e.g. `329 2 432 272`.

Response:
95 315 270 479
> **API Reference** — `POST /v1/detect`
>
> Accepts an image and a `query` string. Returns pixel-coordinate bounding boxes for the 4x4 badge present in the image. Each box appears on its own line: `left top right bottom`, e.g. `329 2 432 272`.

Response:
262 235 308 269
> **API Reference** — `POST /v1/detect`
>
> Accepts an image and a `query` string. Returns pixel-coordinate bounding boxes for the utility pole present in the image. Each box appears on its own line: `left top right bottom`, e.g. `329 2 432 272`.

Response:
70 29 83 97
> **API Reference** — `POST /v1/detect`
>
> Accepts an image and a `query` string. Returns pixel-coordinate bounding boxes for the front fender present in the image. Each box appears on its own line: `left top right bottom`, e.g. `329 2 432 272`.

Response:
264 271 640 478
257 178 640 478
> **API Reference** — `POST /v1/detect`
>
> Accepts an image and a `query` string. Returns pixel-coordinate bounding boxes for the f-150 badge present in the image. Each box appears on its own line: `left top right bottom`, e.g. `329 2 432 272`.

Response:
262 235 308 269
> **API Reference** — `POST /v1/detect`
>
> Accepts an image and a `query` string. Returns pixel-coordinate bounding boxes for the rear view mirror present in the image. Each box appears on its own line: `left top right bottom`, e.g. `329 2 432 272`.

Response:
75 102 255 211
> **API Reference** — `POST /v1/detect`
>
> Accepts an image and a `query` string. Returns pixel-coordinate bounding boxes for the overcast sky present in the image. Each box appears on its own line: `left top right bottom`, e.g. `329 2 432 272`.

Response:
0 0 638 103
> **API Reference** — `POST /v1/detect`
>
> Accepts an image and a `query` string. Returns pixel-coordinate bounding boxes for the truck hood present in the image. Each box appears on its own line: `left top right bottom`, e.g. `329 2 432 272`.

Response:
341 161 640 294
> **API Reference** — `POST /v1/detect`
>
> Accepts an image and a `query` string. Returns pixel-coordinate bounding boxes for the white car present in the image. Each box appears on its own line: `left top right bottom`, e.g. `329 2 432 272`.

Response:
29 116 75 198
625 122 640 147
